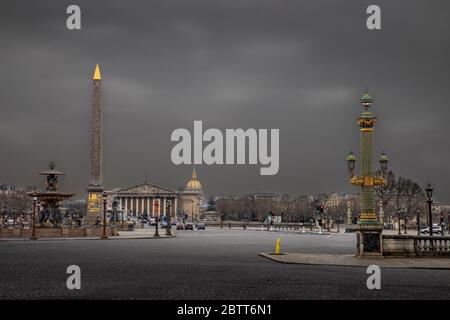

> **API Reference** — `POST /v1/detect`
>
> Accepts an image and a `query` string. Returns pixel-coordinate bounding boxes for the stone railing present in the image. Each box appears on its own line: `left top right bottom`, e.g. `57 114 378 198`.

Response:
414 236 450 256
0 226 114 238
382 234 450 257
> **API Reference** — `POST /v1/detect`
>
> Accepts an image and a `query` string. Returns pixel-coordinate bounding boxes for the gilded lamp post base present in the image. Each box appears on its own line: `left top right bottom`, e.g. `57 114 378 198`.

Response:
356 224 383 257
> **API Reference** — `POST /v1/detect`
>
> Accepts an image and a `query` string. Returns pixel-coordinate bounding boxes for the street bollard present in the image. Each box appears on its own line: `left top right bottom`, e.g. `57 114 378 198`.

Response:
275 238 281 255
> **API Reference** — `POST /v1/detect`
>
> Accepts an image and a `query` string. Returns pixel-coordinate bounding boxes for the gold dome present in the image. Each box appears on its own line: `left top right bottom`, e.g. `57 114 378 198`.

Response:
186 167 202 191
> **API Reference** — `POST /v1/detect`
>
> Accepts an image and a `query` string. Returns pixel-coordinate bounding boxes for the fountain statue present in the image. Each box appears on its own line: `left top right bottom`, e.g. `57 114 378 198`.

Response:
28 162 75 228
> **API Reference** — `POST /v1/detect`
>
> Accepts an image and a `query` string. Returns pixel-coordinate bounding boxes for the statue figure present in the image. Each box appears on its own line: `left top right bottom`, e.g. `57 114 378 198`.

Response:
46 174 59 192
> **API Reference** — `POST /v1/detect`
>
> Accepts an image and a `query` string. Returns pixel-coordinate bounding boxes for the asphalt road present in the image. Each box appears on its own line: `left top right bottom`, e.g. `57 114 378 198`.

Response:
0 228 449 299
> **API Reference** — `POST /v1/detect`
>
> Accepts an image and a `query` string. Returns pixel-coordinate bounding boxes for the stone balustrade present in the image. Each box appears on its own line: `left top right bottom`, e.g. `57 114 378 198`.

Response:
415 236 450 256
382 234 450 257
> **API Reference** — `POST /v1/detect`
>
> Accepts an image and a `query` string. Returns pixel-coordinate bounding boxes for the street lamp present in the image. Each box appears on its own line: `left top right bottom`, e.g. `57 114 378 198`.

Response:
346 152 356 177
416 208 421 236
397 209 401 235
31 193 38 240
154 194 160 238
165 197 173 236
379 152 388 173
101 192 108 239
425 183 433 236
403 212 408 235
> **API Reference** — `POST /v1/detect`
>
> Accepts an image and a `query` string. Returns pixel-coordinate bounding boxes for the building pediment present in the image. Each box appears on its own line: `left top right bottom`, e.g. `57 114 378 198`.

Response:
116 183 177 195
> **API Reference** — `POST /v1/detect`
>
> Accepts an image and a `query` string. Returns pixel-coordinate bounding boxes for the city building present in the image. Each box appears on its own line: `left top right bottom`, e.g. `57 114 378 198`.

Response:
178 167 204 221
104 168 204 220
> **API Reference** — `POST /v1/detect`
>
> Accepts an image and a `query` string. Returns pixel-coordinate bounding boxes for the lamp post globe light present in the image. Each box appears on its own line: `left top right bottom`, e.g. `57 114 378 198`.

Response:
346 90 388 256
425 183 433 236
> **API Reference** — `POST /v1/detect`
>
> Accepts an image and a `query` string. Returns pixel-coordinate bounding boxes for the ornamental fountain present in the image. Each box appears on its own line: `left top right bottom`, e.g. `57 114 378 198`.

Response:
28 162 75 228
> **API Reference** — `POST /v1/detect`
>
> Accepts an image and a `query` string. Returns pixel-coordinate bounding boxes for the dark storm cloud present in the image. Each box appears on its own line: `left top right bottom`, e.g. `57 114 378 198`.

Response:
1 0 449 201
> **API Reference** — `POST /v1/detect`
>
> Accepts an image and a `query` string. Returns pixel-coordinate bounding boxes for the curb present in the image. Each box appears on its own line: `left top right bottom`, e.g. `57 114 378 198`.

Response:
258 252 450 270
0 235 176 242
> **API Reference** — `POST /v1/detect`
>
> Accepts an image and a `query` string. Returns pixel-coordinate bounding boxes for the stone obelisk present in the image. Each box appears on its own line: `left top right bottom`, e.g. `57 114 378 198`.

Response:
86 64 104 223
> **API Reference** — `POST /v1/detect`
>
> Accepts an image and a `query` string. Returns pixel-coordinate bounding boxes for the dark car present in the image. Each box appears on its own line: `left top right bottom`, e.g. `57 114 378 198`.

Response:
196 223 206 230
185 223 194 230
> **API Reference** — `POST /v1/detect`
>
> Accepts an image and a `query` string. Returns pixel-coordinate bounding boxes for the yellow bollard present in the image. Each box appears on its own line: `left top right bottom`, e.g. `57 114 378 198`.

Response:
275 238 281 255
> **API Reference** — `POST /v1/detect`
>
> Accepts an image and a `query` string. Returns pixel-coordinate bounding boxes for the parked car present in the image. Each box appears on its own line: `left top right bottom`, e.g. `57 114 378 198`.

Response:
196 223 206 230
185 223 194 230
420 224 443 235
176 223 184 230
149 218 156 226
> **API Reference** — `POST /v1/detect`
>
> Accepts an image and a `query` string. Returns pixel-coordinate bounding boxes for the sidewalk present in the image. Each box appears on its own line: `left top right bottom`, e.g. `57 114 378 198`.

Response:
259 252 450 269
0 228 176 241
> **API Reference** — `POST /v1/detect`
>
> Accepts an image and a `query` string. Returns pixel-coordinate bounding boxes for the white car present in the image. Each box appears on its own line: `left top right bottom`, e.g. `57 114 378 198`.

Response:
420 224 443 235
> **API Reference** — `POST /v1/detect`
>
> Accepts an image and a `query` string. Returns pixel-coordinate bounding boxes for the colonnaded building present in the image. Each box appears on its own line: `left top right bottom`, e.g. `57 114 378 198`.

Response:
104 168 204 221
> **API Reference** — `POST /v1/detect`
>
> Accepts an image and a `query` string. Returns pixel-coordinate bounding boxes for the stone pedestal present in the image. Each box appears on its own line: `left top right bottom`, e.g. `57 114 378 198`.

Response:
85 187 104 224
356 224 383 257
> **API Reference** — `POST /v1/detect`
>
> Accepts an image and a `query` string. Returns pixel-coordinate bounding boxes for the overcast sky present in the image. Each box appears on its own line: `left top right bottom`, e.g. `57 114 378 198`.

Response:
1 0 449 202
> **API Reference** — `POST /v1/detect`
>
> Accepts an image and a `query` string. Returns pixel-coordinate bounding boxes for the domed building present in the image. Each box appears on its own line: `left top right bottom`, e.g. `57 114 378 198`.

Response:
179 167 204 221
103 168 205 222
186 168 202 191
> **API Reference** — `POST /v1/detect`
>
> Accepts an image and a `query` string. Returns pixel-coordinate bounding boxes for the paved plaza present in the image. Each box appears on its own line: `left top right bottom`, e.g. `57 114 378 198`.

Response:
0 228 449 299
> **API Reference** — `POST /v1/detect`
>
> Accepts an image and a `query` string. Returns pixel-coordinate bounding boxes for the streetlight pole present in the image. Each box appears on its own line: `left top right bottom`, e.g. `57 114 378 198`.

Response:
154 194 160 237
403 212 407 235
165 197 173 236
416 208 421 236
426 184 433 237
397 209 401 235
31 193 38 240
101 192 108 239
346 91 388 256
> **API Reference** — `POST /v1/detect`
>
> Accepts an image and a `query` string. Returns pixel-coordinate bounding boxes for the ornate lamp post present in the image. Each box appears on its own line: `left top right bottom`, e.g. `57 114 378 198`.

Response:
416 208 421 235
101 192 108 239
154 194 160 238
346 91 388 256
31 193 38 240
425 184 433 236
165 197 173 236
403 211 408 234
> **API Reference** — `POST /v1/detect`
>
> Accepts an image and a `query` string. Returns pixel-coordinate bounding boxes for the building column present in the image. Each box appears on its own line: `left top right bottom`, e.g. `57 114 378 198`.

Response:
174 198 178 216
150 198 154 217
130 197 134 214
141 198 144 214
147 198 150 215
163 197 167 216
124 197 128 213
